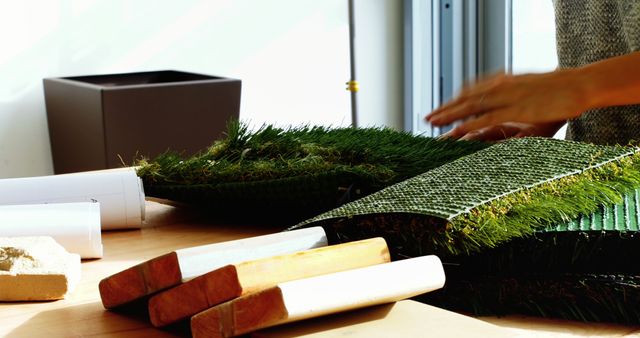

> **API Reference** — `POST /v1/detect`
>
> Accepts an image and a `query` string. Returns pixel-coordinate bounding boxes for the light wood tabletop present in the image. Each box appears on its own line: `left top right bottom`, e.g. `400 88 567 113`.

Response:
2 200 639 337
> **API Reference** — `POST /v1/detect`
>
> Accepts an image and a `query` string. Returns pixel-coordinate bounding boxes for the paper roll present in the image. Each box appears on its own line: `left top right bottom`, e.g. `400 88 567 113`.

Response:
0 168 145 230
0 202 102 258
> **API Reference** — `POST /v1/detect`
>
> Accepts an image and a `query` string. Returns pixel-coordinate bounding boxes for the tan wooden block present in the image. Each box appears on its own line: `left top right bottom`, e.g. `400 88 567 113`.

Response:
148 237 390 327
191 255 446 338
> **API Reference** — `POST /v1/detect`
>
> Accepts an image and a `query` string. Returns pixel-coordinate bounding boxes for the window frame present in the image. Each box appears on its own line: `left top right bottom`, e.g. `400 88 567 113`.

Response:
404 0 512 136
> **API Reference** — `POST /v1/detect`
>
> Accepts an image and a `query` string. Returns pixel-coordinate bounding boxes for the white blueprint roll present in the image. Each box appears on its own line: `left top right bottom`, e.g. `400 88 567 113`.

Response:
0 168 145 230
0 202 102 258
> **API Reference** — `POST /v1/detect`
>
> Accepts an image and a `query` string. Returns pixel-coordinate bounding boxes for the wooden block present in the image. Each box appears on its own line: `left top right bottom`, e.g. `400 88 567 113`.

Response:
148 237 390 327
0 236 81 301
253 300 516 338
99 227 327 308
191 255 445 338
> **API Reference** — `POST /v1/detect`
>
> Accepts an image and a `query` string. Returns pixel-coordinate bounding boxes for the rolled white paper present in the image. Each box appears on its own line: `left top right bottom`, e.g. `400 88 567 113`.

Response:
0 202 102 258
0 168 145 230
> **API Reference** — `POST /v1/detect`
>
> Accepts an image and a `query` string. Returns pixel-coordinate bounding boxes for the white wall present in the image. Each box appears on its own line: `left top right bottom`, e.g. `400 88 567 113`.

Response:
3 0 396 178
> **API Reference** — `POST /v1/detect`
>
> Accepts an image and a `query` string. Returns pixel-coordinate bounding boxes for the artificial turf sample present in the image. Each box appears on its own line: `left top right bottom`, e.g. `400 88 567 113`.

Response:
294 137 640 256
446 193 640 275
291 137 640 323
138 126 640 323
136 121 488 225
422 188 640 324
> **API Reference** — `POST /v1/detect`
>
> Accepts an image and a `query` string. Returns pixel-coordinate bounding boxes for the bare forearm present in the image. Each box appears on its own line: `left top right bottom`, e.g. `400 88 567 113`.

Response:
425 51 640 137
578 51 640 109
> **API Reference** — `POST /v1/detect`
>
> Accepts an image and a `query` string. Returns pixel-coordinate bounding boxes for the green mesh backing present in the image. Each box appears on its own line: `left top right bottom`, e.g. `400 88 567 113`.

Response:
292 137 639 256
299 137 634 223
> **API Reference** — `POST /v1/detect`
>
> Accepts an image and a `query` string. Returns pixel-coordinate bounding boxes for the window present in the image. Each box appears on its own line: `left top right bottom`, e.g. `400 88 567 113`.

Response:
513 0 565 139
406 0 564 138
512 0 557 74
405 0 511 137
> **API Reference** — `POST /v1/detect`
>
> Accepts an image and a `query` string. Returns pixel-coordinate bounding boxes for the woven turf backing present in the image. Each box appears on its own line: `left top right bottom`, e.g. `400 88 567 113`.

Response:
301 137 634 224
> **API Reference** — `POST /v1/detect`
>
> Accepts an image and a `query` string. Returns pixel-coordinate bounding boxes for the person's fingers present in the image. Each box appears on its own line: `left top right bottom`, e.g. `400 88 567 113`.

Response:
436 130 459 140
427 90 485 120
459 124 522 142
448 108 515 137
428 101 476 125
427 81 491 121
428 86 512 125
440 126 466 139
427 74 518 123
427 97 464 121
429 96 504 126
458 131 484 141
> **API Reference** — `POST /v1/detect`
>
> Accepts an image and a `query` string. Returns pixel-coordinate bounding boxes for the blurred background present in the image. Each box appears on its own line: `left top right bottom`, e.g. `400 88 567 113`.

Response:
0 0 556 178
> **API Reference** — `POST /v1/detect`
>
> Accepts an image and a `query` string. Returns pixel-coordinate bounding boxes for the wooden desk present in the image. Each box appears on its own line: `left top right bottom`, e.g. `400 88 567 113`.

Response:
2 200 639 337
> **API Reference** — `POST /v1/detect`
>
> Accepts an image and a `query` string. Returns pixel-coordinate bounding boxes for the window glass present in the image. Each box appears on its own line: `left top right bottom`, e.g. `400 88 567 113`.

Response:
512 0 557 74
512 0 565 138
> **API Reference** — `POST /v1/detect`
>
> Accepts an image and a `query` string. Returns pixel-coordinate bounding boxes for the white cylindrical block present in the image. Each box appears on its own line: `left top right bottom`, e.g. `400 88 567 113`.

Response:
0 168 145 230
279 255 446 322
0 202 102 258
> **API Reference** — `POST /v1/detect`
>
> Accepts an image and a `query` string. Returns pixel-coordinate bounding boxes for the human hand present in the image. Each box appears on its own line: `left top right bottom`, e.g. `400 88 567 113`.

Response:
426 70 590 138
440 121 564 142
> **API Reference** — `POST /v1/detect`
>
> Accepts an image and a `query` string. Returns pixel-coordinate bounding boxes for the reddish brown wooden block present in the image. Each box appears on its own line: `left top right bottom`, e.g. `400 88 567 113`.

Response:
99 252 180 309
99 227 327 309
148 238 390 327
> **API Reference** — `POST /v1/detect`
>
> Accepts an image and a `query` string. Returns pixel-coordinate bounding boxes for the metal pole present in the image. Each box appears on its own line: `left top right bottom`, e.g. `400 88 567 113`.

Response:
348 0 359 127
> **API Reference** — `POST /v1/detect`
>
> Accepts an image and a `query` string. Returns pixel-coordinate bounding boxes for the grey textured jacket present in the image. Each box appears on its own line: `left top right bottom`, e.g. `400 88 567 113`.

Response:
554 0 640 145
